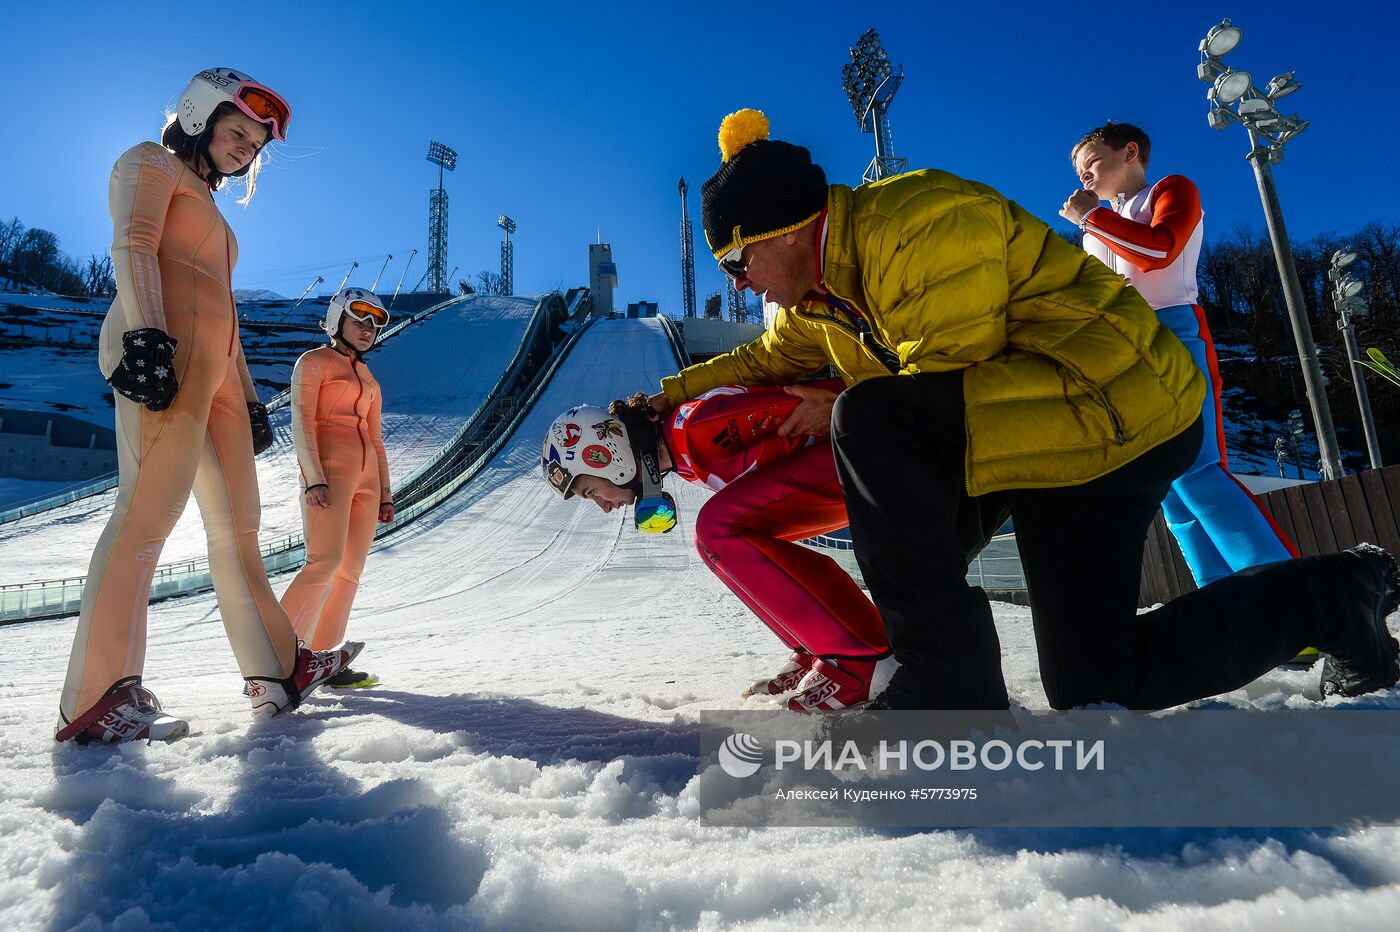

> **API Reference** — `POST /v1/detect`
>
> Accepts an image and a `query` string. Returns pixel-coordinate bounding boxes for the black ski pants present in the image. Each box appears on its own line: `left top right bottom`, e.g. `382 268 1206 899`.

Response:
832 372 1364 710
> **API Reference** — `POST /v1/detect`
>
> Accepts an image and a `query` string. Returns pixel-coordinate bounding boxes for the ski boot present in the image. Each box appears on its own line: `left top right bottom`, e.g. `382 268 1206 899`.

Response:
55 679 189 744
788 658 875 712
741 651 815 698
244 641 364 716
326 668 380 689
1321 544 1400 698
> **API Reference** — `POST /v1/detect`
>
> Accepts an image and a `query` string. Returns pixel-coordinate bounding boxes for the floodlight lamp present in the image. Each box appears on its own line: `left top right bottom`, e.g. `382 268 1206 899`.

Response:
1207 108 1236 130
1214 70 1252 104
1202 21 1242 58
1333 250 1358 269
1342 276 1364 298
1267 72 1301 100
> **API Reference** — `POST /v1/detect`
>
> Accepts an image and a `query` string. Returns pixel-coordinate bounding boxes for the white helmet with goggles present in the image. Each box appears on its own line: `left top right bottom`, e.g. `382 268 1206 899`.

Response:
177 68 292 142
541 406 635 499
541 403 678 534
323 288 390 342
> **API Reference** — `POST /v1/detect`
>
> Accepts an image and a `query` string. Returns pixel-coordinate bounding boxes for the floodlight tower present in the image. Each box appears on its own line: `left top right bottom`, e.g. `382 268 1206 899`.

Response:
841 28 908 183
725 277 743 321
498 214 516 296
1329 250 1382 469
678 178 697 318
1196 19 1340 479
426 141 457 294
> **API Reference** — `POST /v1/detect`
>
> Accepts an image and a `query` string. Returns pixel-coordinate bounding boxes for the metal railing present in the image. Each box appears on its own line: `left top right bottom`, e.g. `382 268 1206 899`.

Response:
1 299 591 624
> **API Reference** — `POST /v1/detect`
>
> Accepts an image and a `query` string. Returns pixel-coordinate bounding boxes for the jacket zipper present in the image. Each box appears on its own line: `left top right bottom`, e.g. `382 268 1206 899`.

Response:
798 293 902 375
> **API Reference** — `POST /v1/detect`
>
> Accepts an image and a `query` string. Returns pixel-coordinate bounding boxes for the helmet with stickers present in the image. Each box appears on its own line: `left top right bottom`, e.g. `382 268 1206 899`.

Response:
540 405 636 499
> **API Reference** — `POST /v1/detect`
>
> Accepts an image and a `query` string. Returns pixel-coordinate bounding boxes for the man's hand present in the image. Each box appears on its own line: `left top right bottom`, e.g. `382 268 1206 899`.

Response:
1059 189 1101 226
778 384 838 439
378 502 395 524
305 484 330 508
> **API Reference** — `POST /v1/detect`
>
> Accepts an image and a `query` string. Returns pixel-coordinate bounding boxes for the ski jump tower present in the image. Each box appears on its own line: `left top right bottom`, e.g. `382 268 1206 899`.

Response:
678 178 697 318
841 28 908 183
426 140 456 293
498 214 516 296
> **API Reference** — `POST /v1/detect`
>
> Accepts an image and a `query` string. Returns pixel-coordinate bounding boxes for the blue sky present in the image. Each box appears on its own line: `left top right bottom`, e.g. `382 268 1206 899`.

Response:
3 0 1397 314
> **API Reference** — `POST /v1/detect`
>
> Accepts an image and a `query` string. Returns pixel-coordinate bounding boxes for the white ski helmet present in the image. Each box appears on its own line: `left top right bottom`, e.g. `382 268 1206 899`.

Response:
323 288 390 341
176 68 291 142
541 405 636 499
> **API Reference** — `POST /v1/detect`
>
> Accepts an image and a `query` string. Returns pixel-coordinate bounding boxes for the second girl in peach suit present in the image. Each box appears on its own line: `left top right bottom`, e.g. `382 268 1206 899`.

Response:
280 287 394 688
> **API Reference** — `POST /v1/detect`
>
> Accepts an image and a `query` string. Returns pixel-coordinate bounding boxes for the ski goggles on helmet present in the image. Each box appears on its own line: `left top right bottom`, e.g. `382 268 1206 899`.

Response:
634 492 678 534
229 79 292 141
718 245 748 280
344 299 390 328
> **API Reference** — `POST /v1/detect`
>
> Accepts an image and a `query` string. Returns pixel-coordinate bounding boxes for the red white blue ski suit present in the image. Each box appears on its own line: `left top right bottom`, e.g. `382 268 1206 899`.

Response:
1082 175 1296 584
664 381 887 659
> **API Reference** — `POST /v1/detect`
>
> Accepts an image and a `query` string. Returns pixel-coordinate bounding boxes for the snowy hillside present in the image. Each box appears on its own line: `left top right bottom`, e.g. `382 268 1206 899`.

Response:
0 295 539 582
0 317 1396 929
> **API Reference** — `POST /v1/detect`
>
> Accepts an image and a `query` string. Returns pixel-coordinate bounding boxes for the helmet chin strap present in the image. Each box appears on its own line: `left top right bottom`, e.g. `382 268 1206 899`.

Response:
615 405 677 532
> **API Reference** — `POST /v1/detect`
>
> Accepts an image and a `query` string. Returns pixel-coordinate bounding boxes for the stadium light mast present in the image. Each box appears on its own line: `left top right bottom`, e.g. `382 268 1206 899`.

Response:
426 141 457 294
498 214 516 296
678 178 697 318
1329 250 1382 469
725 277 744 321
1197 19 1341 479
841 28 908 183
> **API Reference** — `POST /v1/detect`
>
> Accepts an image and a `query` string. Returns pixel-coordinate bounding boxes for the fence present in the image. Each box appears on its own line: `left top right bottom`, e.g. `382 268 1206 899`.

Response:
1139 464 1400 606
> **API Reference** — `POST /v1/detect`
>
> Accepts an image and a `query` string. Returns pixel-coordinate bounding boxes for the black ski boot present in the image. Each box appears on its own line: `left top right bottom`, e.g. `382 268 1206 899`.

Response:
1321 544 1400 698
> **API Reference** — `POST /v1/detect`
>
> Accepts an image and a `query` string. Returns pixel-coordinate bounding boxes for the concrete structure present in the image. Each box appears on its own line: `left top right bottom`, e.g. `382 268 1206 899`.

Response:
0 409 116 481
672 316 765 362
589 243 618 317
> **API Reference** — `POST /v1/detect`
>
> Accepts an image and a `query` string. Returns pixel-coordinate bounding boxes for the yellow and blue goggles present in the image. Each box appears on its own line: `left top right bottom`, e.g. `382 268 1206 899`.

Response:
635 492 677 534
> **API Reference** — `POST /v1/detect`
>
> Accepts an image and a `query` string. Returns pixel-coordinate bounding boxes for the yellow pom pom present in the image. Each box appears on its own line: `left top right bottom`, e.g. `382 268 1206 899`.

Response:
718 109 770 162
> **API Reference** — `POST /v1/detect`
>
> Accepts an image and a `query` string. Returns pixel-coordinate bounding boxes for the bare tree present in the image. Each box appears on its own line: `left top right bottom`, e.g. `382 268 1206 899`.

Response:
83 254 115 297
476 270 505 296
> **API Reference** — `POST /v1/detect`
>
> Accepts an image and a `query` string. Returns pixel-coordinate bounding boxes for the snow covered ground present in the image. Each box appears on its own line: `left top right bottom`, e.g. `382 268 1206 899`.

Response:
0 295 539 582
1 317 1397 929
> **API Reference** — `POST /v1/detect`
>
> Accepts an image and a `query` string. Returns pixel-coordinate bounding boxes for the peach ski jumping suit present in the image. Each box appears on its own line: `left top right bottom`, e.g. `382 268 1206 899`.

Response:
58 142 298 731
279 345 391 649
671 381 887 659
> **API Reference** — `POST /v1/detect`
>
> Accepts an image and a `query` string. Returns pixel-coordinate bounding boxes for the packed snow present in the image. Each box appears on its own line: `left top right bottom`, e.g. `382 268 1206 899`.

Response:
1 317 1397 929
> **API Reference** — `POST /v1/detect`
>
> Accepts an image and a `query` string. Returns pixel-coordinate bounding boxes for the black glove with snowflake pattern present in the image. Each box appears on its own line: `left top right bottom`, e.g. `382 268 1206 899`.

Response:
107 328 179 411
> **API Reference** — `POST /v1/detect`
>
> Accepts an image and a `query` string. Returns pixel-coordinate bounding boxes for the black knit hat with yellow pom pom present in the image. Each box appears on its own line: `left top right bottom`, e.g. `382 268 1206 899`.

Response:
701 110 828 260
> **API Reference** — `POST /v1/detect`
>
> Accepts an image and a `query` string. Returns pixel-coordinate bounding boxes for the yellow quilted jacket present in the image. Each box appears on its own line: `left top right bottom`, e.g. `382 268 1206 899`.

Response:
660 170 1205 495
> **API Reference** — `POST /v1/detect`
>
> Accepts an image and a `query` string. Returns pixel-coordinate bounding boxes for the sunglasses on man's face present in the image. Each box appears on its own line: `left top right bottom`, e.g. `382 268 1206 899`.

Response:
718 245 748 280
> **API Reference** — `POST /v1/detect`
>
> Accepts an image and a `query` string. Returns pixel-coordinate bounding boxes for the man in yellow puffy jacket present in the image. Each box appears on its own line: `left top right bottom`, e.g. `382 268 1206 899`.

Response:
647 109 1399 711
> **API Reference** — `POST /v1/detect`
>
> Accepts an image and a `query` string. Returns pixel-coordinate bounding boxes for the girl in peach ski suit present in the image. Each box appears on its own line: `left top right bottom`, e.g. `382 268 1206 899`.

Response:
57 69 358 745
279 288 393 688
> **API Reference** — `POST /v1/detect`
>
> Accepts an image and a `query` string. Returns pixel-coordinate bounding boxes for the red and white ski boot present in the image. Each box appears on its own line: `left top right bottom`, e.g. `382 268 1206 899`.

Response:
788 658 876 712
55 680 189 744
741 651 816 698
244 641 364 717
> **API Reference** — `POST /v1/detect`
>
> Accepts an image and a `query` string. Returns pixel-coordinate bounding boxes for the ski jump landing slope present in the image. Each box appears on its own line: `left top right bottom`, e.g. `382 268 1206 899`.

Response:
0 295 541 582
2 318 1397 928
